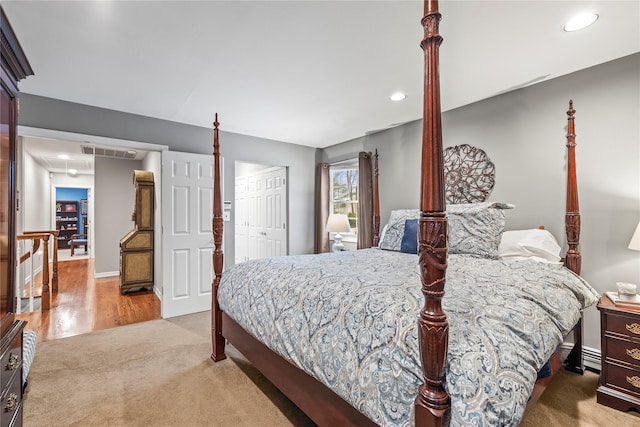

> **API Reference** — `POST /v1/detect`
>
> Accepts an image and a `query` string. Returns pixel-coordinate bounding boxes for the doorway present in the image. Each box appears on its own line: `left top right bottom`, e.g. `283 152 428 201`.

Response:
16 129 165 337
54 186 90 261
234 161 288 263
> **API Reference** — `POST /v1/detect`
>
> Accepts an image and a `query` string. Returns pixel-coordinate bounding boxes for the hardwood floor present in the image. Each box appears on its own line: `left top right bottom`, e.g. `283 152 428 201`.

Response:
15 259 160 342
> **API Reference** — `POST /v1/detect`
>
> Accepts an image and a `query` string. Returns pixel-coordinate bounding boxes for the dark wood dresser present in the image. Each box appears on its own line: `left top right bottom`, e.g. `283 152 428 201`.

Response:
0 320 26 427
597 295 640 412
1 6 34 427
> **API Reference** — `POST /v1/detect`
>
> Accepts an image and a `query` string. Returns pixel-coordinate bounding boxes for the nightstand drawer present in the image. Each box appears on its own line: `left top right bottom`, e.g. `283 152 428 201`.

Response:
605 337 640 367
606 314 640 340
603 362 640 399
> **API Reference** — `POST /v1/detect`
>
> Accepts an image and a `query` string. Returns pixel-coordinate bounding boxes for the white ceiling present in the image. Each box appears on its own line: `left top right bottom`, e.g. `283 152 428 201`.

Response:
4 0 639 154
21 135 148 176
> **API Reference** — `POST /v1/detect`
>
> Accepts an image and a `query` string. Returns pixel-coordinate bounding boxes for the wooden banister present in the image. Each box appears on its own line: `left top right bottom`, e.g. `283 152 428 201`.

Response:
22 230 59 292
17 230 59 311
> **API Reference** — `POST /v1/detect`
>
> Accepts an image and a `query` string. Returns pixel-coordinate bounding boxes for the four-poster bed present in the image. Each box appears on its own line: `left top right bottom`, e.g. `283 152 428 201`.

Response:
210 1 598 426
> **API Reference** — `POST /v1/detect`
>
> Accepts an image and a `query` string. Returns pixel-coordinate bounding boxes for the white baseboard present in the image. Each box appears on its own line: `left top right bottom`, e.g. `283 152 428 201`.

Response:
561 343 601 372
94 271 119 278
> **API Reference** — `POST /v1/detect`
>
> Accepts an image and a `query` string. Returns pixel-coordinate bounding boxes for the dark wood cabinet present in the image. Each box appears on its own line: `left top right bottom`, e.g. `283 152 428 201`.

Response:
1 6 34 427
0 320 25 427
597 295 640 412
55 200 79 249
120 170 154 294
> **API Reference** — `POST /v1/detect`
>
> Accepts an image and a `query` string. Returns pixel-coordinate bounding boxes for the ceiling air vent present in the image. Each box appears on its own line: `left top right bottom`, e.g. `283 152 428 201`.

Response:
81 145 136 159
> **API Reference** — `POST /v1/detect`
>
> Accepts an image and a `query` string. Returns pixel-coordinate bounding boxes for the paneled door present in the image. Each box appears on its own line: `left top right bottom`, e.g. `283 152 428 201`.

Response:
161 150 221 318
237 166 287 262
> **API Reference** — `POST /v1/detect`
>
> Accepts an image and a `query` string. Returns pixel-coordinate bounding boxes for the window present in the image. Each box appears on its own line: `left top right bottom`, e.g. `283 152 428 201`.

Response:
330 163 358 238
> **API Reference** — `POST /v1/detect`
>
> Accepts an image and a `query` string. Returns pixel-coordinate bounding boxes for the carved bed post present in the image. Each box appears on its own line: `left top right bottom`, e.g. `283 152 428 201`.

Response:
564 100 581 276
372 149 381 247
415 1 450 426
211 113 227 362
563 100 584 374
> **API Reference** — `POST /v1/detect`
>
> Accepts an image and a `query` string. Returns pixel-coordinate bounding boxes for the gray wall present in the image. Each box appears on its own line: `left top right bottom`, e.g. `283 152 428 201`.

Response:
17 146 51 283
20 149 51 233
94 157 141 274
221 132 316 261
322 53 640 351
18 94 318 267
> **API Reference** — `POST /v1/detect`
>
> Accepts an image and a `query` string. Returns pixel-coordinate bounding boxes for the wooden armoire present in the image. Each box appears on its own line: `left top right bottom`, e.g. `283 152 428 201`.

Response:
1 6 33 426
119 170 155 294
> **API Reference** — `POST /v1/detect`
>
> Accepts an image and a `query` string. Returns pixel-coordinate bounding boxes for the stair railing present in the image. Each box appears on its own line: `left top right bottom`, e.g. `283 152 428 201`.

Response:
16 230 59 312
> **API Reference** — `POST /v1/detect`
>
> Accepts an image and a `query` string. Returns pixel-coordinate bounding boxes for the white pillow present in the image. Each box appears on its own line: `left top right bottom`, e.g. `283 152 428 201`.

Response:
498 229 562 264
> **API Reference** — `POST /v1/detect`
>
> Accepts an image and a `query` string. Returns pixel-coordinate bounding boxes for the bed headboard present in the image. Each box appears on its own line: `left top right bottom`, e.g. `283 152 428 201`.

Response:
443 144 495 204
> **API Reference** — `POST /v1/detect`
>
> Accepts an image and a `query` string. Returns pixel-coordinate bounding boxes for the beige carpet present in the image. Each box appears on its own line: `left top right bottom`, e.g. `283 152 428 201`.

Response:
25 312 640 426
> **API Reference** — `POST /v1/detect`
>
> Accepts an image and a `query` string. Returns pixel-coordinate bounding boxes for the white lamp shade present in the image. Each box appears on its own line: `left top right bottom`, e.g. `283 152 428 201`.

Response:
326 214 351 233
629 222 640 251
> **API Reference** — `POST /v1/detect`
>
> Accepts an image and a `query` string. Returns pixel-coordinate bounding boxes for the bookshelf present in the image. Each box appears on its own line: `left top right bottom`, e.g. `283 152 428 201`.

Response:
56 200 79 249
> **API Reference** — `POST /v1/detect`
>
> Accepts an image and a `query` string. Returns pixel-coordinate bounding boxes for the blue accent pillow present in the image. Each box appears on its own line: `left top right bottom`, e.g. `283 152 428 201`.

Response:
400 219 419 254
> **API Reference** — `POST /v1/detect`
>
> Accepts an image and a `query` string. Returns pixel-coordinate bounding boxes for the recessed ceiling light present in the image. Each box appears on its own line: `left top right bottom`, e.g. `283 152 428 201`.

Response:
127 150 137 155
564 13 599 32
57 154 70 160
390 92 406 101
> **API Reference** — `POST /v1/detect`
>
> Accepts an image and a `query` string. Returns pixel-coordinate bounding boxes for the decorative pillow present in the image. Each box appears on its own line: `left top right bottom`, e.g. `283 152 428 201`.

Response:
400 219 419 254
378 209 419 251
498 228 562 263
379 202 513 257
377 224 389 248
447 202 514 259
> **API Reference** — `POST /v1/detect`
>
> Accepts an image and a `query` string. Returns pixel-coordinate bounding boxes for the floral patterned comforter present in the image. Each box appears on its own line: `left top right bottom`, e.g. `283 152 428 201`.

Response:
218 248 598 426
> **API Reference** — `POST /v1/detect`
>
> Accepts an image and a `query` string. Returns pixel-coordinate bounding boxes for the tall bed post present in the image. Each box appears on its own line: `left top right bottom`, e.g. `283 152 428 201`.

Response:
211 113 227 362
415 1 450 425
372 149 381 247
563 100 584 374
564 100 581 275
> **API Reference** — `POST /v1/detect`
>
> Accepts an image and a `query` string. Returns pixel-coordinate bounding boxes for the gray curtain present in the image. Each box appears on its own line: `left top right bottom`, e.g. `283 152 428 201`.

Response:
357 152 374 249
315 163 330 253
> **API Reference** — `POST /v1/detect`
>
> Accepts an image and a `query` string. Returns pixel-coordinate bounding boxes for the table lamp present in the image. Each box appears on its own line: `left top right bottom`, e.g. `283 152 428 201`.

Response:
629 221 640 251
617 221 640 297
326 213 351 252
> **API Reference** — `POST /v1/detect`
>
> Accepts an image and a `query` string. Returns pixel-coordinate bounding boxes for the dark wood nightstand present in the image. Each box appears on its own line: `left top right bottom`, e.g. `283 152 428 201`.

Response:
597 295 640 412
